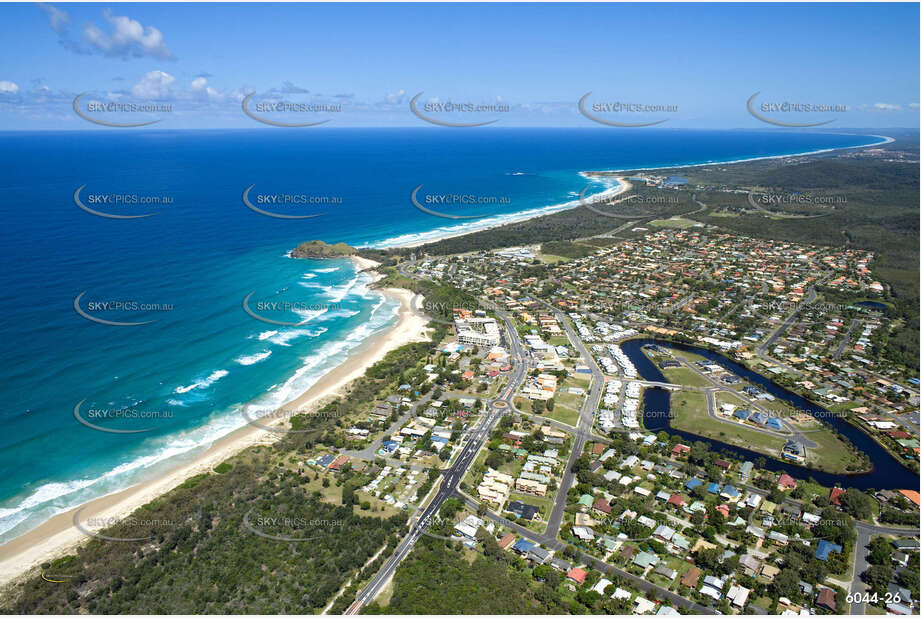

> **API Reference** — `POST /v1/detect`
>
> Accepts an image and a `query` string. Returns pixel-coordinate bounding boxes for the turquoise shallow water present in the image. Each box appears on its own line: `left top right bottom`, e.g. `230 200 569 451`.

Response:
0 128 882 542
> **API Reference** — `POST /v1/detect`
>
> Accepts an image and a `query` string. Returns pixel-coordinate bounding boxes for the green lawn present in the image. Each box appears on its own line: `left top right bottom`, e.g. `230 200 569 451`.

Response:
661 366 714 388
648 216 700 228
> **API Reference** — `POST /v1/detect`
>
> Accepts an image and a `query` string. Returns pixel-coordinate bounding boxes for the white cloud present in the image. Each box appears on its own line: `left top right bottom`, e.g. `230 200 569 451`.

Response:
909 103 920 109
37 3 70 35
82 10 172 59
873 102 901 111
0 81 19 95
130 70 175 99
191 76 221 100
384 89 406 105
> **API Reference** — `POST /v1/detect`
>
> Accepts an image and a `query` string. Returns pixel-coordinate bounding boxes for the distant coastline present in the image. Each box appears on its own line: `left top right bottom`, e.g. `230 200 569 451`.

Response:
374 132 891 250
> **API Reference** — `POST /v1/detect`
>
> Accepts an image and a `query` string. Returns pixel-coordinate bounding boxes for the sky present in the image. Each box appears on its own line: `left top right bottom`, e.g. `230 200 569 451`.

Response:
0 2 918 129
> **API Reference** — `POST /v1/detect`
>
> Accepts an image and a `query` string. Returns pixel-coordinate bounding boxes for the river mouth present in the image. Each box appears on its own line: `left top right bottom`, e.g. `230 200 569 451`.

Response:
618 338 916 491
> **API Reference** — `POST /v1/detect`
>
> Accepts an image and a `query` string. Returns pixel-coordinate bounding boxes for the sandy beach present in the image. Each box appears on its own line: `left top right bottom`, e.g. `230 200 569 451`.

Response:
388 176 631 249
0 256 430 588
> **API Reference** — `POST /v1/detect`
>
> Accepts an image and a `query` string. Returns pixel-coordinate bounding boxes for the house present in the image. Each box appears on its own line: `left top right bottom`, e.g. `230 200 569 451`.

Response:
815 588 836 612
528 546 551 564
739 461 753 481
314 453 335 468
685 478 703 492
672 443 691 457
700 575 725 601
654 564 677 580
777 473 797 490
633 551 660 569
769 530 789 546
634 597 657 614
667 494 685 508
726 584 750 608
802 511 821 526
761 564 780 581
592 577 613 595
572 526 595 542
497 533 516 550
815 540 842 561
612 587 632 601
593 498 612 516
512 538 535 554
720 485 741 501
706 482 721 495
892 538 920 552
681 567 701 588
780 503 802 521
891 550 909 566
671 534 690 552
567 567 588 585
653 524 676 542
550 557 572 572
739 554 761 576
327 455 350 472
829 487 846 506
507 500 540 521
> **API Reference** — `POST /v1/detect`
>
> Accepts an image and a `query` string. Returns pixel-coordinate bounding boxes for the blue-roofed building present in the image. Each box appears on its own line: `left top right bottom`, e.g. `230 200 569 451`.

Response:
686 478 704 491
513 538 535 554
733 409 750 421
816 540 843 561
707 482 721 495
315 453 335 468
765 417 783 430
721 485 741 500
749 412 768 425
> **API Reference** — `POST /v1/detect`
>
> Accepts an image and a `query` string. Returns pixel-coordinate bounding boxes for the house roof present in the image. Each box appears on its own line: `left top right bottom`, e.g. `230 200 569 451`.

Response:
497 533 516 549
512 538 535 553
567 567 587 584
816 540 843 561
681 567 700 587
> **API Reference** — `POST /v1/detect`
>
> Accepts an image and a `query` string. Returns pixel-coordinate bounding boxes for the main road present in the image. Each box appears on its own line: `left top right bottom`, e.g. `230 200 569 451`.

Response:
535 299 605 539
346 296 528 614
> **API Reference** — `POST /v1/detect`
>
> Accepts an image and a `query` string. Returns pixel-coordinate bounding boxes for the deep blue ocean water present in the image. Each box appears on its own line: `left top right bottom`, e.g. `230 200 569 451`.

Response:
0 128 882 542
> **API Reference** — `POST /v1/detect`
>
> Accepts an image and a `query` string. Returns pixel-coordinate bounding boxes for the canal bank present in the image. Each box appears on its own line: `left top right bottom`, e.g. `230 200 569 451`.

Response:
620 338 917 491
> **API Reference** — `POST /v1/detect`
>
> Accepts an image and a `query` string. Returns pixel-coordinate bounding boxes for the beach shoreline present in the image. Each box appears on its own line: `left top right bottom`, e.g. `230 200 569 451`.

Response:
0 256 430 588
377 133 892 250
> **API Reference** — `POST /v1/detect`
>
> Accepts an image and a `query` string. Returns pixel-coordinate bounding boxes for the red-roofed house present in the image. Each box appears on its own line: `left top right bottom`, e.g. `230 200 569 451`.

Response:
328 455 350 472
777 473 797 490
667 494 686 508
672 444 691 457
829 487 846 506
593 498 612 516
716 504 730 519
497 533 516 550
899 489 921 507
567 567 587 585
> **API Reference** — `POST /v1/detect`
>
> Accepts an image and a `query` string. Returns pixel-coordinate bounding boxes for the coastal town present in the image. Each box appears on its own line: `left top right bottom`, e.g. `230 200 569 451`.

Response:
249 220 920 616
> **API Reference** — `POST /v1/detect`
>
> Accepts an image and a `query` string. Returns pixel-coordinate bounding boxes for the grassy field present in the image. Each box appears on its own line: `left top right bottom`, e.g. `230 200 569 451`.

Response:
661 365 714 387
669 390 866 473
648 216 701 229
550 392 582 426
670 390 788 456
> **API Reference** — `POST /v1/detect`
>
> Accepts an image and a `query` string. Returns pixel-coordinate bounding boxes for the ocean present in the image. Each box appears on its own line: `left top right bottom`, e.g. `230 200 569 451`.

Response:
0 128 883 543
